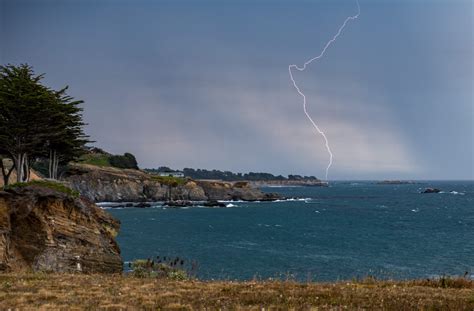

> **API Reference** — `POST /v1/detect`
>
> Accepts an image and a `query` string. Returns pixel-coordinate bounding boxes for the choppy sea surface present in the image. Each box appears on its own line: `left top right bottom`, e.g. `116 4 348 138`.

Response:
106 181 474 281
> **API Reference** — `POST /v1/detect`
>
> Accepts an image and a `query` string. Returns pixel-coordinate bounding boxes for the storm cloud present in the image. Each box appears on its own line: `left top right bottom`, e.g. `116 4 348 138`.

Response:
2 0 472 179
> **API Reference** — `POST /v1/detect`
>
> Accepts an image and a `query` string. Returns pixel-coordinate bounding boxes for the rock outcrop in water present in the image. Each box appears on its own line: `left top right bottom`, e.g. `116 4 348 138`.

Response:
422 188 441 194
64 164 281 202
0 184 122 273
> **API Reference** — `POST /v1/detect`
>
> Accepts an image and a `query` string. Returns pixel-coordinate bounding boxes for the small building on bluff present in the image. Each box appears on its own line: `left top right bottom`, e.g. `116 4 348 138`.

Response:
157 171 184 178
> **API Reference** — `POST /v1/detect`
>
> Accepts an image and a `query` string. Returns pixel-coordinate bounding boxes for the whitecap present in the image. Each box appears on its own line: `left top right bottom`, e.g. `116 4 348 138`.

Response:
275 198 311 203
218 200 245 203
226 203 237 207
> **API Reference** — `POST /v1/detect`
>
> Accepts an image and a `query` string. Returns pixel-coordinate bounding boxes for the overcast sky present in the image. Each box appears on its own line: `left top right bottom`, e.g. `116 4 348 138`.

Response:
1 0 473 180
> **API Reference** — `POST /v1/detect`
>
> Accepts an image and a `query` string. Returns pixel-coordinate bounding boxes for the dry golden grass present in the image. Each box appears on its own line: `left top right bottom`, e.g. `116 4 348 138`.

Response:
0 273 473 310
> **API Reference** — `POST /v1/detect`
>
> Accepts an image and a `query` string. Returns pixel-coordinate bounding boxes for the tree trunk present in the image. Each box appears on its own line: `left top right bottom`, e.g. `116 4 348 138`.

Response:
52 150 59 180
22 154 30 182
48 149 53 179
0 158 14 186
13 153 23 183
48 149 59 180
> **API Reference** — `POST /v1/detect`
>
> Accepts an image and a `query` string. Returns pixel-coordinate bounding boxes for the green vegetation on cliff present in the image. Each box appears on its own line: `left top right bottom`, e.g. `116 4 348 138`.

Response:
5 180 80 198
78 153 111 167
78 149 138 170
150 175 186 186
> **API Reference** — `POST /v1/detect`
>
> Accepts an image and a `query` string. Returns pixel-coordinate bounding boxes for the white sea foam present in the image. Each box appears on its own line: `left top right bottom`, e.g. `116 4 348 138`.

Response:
226 203 238 207
263 185 302 188
96 202 117 206
439 191 465 195
274 198 311 202
218 200 245 203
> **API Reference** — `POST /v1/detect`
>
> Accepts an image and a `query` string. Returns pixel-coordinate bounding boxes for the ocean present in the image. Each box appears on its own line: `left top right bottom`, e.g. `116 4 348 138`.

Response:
106 181 473 281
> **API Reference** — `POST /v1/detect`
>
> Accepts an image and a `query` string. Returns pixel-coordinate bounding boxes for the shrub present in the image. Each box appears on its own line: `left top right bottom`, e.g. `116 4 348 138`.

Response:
78 151 139 170
129 257 190 280
109 153 138 169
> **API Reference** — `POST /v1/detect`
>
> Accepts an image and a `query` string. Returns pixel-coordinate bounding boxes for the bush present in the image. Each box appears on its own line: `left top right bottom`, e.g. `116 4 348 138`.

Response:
78 151 138 170
129 257 191 280
109 153 138 169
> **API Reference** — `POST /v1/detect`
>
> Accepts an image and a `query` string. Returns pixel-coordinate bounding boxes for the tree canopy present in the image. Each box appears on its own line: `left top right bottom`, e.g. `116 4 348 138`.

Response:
0 64 89 183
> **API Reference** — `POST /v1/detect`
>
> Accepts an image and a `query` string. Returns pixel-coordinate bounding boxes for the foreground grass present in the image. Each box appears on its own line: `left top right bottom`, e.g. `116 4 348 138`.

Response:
0 274 472 310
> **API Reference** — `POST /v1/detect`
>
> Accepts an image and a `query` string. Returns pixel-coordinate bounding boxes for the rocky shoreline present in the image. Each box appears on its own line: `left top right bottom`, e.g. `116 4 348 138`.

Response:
63 164 282 203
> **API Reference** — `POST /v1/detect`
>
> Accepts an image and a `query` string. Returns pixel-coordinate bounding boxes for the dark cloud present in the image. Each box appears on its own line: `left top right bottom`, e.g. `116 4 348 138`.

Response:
2 0 472 179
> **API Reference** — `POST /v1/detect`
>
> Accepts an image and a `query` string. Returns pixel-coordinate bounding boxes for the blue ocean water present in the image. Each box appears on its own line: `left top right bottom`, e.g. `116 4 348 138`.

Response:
107 181 474 281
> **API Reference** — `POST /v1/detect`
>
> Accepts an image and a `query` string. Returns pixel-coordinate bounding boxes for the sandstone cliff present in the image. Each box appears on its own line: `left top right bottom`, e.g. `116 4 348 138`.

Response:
0 183 122 273
64 164 281 202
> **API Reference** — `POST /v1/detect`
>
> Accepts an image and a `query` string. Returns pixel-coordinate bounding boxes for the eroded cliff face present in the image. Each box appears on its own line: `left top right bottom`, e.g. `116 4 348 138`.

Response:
64 164 280 202
0 185 122 273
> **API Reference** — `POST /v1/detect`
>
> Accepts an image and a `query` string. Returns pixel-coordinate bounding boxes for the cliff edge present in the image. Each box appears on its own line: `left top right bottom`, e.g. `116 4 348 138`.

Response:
0 182 122 273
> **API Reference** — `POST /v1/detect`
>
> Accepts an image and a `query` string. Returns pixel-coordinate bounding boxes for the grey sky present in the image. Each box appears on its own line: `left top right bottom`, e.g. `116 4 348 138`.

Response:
1 0 473 179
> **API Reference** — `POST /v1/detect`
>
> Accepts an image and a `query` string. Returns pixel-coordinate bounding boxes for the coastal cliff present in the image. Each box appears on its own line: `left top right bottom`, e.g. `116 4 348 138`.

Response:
64 164 281 202
0 183 122 273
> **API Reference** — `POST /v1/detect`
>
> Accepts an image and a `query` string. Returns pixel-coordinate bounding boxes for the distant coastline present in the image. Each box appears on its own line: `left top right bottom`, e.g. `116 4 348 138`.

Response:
376 180 418 185
248 179 328 187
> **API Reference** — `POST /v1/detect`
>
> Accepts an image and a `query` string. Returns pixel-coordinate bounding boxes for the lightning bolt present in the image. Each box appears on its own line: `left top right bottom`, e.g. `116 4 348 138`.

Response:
289 0 360 181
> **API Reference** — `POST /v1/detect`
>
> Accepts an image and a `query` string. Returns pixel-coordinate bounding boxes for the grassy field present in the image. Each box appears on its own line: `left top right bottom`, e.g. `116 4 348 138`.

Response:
0 274 472 310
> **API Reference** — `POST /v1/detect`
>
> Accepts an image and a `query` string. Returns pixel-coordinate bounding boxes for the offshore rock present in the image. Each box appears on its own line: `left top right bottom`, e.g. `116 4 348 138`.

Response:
0 185 122 273
202 200 226 207
422 188 441 194
163 200 194 208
